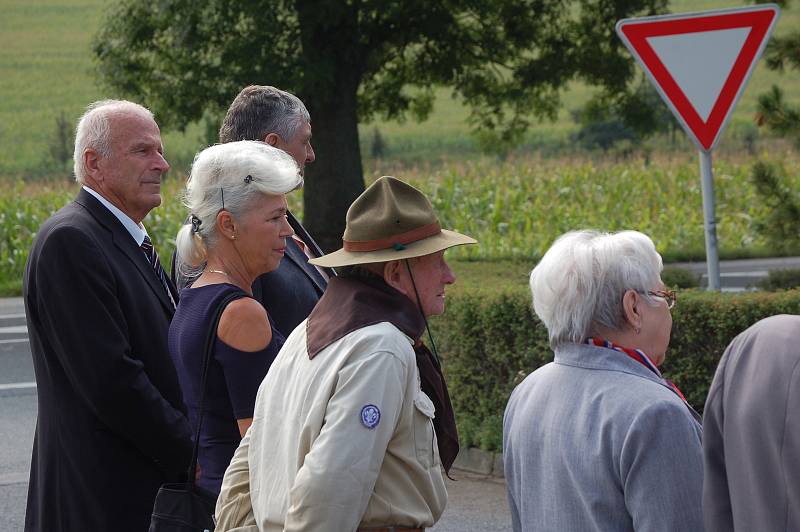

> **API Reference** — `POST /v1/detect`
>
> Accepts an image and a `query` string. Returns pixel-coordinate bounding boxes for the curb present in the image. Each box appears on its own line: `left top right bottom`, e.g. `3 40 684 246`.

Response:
452 447 504 478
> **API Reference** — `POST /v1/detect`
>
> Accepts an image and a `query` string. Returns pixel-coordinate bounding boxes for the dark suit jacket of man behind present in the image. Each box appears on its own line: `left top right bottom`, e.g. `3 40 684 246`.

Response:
250 211 328 334
24 105 192 531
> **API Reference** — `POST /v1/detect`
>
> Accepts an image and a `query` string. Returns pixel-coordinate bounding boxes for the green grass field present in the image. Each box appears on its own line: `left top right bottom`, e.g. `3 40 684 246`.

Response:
3 151 798 295
0 0 209 177
1 0 798 177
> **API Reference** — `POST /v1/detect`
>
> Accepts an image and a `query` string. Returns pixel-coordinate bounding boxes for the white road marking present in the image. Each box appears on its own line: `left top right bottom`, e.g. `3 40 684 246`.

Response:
0 326 27 334
0 338 29 345
0 382 36 391
0 472 29 486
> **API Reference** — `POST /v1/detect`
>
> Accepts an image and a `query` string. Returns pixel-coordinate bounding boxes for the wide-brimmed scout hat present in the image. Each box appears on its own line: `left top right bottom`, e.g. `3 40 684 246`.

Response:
309 176 477 268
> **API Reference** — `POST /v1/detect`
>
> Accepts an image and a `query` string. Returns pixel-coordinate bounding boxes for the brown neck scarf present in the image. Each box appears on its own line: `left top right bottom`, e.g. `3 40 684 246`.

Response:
306 273 460 473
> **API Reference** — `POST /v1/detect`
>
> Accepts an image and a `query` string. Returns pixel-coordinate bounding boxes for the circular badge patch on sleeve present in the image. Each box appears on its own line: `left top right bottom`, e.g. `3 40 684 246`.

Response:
360 404 381 429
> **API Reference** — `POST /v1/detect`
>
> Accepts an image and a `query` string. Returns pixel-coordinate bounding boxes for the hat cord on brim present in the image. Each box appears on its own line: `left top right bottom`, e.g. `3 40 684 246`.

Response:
404 259 442 365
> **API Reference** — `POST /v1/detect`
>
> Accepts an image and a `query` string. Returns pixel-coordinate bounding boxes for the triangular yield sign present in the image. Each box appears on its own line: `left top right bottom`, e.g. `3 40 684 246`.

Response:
617 5 780 152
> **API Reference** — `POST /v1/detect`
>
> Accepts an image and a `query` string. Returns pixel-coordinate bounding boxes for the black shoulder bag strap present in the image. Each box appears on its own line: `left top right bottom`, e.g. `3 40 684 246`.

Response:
186 291 243 484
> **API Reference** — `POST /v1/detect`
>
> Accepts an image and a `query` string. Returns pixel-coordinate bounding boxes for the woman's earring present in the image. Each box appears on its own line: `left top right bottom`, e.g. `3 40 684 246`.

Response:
635 326 641 334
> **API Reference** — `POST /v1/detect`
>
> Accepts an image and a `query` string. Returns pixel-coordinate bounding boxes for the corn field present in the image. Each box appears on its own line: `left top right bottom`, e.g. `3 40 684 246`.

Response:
2 152 798 295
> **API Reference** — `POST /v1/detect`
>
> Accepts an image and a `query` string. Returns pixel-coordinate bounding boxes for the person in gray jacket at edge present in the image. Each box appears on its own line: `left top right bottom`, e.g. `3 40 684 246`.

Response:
703 314 800 531
503 229 704 532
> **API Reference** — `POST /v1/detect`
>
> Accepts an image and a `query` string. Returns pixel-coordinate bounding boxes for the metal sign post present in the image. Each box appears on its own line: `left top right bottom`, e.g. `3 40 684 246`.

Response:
699 151 720 290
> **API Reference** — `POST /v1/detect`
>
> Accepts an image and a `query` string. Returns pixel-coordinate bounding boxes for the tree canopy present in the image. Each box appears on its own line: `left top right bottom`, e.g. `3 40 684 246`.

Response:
94 0 667 250
757 28 800 146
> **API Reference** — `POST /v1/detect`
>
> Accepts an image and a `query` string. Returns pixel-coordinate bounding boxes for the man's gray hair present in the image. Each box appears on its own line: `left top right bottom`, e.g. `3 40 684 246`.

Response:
218 85 310 144
73 100 154 183
175 140 303 274
530 230 663 348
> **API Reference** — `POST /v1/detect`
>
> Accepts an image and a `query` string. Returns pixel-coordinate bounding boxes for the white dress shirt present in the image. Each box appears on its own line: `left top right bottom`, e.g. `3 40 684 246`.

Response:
82 186 150 246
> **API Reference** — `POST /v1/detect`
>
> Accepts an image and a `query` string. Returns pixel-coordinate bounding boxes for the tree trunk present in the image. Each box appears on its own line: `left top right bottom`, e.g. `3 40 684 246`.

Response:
295 0 367 253
301 85 365 253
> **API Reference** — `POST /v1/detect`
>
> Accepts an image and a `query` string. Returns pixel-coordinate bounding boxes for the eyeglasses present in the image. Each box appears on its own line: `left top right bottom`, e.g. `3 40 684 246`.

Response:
644 288 677 309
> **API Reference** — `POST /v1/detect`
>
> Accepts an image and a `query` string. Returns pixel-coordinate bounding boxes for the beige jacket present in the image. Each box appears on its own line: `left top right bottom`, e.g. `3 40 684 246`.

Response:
215 321 447 531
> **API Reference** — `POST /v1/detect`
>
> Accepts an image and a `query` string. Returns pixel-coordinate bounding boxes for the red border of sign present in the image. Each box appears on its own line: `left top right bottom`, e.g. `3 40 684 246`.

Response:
617 6 779 151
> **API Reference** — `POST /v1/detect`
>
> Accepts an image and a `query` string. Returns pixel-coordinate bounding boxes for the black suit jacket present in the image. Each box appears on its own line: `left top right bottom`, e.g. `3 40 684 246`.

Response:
172 211 333 337
23 189 192 532
251 211 332 336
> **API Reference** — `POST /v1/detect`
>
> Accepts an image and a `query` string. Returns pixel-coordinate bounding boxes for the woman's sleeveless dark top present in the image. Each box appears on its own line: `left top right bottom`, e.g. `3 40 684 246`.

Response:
168 283 284 494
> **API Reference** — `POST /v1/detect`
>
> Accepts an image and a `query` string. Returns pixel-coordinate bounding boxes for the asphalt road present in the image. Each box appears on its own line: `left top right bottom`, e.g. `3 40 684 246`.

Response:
0 297 35 531
672 255 800 290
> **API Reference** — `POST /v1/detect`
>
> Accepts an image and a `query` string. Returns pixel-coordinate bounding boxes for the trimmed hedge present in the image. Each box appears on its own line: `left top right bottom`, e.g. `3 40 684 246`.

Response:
431 288 800 452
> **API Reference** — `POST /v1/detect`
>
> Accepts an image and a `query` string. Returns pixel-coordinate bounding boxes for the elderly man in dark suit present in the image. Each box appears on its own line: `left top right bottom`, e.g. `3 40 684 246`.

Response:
23 100 192 532
172 85 332 335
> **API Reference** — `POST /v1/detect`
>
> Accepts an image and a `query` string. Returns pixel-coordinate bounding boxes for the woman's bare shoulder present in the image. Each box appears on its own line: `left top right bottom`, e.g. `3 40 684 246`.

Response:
217 297 272 352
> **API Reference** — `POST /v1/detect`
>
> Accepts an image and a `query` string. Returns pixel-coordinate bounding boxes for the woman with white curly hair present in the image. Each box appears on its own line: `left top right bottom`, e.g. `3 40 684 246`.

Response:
503 229 704 532
168 140 302 495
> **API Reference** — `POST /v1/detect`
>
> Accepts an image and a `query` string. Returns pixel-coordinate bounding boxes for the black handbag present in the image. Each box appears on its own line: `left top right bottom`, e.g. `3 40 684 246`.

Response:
149 292 242 532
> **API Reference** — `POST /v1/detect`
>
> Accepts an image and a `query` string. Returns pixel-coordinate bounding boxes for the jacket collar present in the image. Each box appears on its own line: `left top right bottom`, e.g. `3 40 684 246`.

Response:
286 211 335 289
287 211 324 258
75 188 177 315
554 342 703 423
283 237 327 294
81 185 146 245
554 342 670 389
306 273 424 359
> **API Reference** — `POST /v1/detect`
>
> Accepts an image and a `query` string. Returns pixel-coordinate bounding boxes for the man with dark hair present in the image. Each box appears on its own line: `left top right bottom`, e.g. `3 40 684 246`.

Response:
218 85 313 175
173 85 332 336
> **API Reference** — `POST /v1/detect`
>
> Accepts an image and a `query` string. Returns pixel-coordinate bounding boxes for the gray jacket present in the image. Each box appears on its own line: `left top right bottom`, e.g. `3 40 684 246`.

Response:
503 342 704 532
703 314 800 531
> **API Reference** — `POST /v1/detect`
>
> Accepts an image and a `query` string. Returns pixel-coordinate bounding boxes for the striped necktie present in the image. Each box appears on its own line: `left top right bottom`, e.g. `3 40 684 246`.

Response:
141 236 176 309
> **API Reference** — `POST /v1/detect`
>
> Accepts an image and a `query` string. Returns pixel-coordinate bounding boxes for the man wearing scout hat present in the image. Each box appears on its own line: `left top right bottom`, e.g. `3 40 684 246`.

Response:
215 176 476 531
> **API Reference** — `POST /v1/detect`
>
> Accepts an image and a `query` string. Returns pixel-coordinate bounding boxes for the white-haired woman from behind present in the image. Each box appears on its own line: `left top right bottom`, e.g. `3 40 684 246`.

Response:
503 230 704 532
168 140 302 496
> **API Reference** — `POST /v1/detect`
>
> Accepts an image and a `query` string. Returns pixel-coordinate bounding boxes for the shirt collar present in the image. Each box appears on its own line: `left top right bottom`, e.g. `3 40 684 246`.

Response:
82 185 148 245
